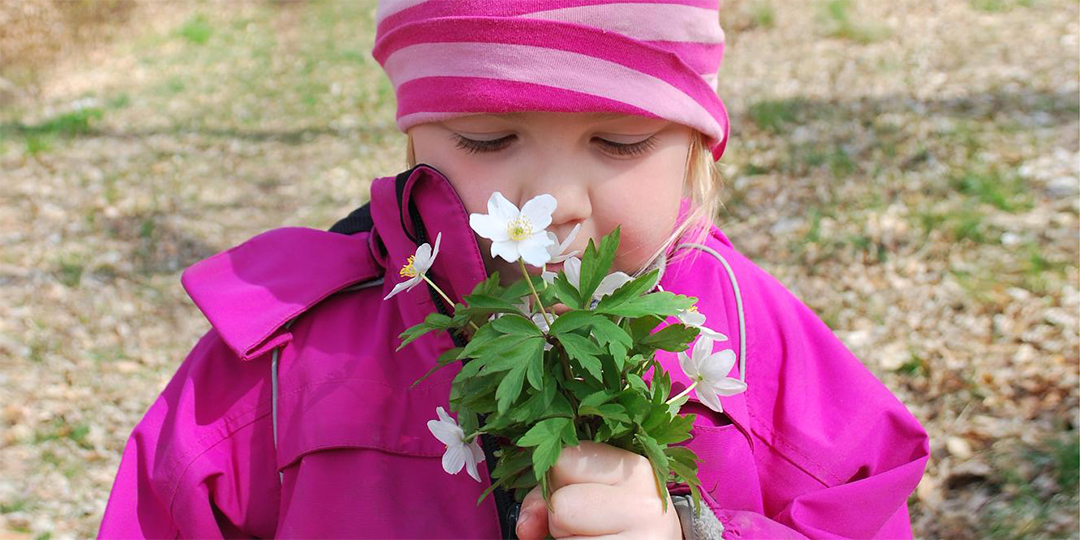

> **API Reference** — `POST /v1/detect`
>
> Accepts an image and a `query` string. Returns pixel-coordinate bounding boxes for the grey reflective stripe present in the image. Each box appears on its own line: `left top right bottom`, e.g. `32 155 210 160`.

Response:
272 346 283 485
675 242 747 383
272 317 302 486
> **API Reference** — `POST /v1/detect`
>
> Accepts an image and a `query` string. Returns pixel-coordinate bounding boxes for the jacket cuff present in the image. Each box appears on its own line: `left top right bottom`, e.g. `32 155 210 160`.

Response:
672 494 725 540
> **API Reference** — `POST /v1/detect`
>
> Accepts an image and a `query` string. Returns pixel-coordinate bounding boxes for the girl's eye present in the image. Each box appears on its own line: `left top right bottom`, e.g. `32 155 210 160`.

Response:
596 135 658 157
451 133 659 157
453 134 514 154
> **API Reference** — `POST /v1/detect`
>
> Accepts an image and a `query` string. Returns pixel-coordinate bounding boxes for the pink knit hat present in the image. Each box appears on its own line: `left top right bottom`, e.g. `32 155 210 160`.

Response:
372 0 730 161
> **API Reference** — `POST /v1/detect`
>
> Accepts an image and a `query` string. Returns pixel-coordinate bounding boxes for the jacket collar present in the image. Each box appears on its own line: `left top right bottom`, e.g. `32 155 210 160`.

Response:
180 164 487 361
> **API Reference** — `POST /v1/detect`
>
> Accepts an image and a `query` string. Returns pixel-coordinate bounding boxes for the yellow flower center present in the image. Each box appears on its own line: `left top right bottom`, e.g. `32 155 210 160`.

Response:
688 306 699 313
400 255 418 278
506 217 533 241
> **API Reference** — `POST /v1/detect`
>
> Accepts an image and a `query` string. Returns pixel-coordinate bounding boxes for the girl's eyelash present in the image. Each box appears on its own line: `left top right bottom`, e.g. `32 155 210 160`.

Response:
451 134 658 156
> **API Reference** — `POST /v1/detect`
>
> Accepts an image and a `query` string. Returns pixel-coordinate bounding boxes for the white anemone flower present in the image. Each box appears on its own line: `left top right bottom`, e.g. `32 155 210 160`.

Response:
384 232 441 300
677 336 747 414
469 192 557 267
562 256 633 306
546 223 581 264
676 306 729 341
427 406 486 482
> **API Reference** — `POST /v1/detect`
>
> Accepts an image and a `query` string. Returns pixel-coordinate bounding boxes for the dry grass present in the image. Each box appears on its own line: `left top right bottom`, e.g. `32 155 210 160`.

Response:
0 1 1077 538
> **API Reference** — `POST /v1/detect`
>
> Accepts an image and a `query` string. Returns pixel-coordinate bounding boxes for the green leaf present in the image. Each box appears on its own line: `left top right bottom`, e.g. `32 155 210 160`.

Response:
557 333 604 382
551 272 582 310
578 227 620 304
491 314 543 337
594 269 660 313
548 310 597 335
596 291 696 318
589 317 633 349
561 417 579 447
480 337 544 374
396 312 454 351
640 322 700 352
525 341 545 391
462 293 522 314
578 403 632 424
496 363 529 414
501 275 546 303
518 418 570 480
459 323 501 358
410 347 464 388
579 389 616 409
635 432 671 512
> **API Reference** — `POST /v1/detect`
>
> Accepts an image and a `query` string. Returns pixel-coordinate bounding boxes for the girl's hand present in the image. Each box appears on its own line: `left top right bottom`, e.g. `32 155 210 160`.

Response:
514 441 683 540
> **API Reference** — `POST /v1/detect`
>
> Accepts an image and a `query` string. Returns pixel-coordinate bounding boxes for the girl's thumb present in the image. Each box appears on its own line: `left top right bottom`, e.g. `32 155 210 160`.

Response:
515 484 549 540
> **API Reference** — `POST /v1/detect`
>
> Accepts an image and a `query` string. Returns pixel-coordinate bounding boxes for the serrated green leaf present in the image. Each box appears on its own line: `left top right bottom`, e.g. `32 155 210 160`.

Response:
579 403 632 424
594 269 659 313
552 272 582 310
480 337 544 374
518 418 569 480
496 363 529 414
640 322 700 352
579 389 616 409
396 312 453 351
596 291 696 318
589 317 633 349
491 314 543 337
557 333 604 382
578 227 620 304
525 341 545 391
548 310 597 335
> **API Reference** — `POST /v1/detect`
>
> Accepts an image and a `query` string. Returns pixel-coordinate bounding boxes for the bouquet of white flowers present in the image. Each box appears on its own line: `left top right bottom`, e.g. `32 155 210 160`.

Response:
387 192 747 517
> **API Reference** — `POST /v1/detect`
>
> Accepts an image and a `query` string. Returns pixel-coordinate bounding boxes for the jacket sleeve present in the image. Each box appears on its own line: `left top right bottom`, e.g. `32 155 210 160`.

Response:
691 242 930 539
98 329 280 539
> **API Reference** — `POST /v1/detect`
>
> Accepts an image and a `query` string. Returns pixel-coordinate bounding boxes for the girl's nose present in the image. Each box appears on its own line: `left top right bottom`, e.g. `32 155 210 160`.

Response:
527 177 592 231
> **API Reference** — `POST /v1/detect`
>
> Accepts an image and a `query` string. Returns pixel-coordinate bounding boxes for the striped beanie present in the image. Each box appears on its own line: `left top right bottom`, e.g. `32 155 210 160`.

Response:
372 0 730 161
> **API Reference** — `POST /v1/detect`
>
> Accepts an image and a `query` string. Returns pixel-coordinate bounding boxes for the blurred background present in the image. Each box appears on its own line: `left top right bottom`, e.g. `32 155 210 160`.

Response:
0 0 1077 538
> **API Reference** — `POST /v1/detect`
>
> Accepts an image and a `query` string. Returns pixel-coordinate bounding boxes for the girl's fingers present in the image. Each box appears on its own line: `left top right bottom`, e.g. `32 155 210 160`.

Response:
547 483 648 538
515 484 549 540
549 441 652 492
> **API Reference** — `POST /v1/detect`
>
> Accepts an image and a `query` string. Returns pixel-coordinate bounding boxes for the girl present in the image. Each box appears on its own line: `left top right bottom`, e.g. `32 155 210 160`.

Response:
99 1 930 538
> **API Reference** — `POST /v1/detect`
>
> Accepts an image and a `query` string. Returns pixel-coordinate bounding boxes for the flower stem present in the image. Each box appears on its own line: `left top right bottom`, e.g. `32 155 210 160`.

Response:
665 380 699 405
519 259 551 327
422 275 479 331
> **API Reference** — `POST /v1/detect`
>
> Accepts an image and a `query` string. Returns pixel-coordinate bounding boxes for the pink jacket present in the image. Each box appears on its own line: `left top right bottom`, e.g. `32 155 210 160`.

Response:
99 165 929 538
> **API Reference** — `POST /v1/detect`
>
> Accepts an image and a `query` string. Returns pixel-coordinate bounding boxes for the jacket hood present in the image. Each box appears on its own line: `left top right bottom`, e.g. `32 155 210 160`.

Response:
180 164 487 361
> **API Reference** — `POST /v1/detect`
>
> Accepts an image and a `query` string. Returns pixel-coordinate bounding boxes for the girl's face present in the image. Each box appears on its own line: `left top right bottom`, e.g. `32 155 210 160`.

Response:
408 111 691 283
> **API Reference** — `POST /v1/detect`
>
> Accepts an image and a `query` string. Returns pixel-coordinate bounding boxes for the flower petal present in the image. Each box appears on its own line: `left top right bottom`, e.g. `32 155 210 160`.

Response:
711 377 748 396
595 272 632 298
700 349 737 382
695 388 725 413
490 239 521 263
698 326 729 342
678 310 706 327
564 257 582 289
541 271 558 285
677 351 699 379
692 336 715 364
383 277 419 300
430 232 442 262
488 191 520 221
519 234 554 267
470 214 510 242
442 443 466 475
428 419 461 446
464 441 485 482
519 194 557 231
